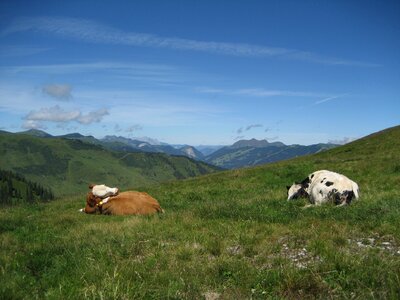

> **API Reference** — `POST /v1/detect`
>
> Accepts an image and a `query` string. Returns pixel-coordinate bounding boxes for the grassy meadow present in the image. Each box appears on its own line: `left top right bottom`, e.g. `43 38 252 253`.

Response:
1 126 400 299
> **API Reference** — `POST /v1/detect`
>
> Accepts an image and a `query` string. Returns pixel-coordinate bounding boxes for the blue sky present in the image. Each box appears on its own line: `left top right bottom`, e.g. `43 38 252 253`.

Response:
0 0 399 145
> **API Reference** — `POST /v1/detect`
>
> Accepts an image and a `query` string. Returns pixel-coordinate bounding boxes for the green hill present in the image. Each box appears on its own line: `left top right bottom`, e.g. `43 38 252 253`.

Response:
0 131 220 197
0 126 399 298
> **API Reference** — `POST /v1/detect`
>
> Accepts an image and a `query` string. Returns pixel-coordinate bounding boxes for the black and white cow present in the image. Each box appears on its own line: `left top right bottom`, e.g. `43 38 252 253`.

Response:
287 170 359 206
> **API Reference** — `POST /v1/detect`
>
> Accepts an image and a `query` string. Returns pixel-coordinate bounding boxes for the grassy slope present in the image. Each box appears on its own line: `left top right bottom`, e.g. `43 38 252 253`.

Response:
0 131 219 197
1 126 400 299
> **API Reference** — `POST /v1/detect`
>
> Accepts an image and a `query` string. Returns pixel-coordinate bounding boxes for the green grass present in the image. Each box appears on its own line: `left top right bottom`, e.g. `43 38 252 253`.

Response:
1 126 400 299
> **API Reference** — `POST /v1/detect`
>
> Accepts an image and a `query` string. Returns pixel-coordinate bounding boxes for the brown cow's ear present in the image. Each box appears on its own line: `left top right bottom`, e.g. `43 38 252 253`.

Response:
89 184 95 189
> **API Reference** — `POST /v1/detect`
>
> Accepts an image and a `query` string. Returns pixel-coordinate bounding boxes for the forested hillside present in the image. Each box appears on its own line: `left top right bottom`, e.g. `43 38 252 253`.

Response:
0 169 54 205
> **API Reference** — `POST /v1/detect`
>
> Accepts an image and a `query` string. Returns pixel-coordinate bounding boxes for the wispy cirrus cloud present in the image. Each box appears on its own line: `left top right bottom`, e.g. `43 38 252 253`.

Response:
1 62 179 88
198 87 331 98
0 45 51 57
314 93 348 105
235 123 264 140
245 124 263 131
1 61 174 76
1 17 381 67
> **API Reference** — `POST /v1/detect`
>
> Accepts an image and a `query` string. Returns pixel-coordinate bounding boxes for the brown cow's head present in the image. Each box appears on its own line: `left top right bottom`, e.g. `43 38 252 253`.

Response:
82 192 102 214
81 184 119 214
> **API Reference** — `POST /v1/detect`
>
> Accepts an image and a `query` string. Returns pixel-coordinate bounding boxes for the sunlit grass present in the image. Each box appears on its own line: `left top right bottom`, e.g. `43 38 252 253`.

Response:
1 126 400 298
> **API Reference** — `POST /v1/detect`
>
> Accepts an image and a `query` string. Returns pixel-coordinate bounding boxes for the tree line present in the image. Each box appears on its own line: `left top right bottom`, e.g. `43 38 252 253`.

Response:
0 169 54 205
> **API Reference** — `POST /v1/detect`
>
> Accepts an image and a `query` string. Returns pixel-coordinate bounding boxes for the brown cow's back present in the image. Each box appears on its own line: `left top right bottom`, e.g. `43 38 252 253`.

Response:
101 191 162 215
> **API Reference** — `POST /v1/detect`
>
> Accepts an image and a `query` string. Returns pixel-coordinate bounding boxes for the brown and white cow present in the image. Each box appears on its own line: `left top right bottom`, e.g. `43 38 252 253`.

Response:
287 170 360 207
81 184 163 215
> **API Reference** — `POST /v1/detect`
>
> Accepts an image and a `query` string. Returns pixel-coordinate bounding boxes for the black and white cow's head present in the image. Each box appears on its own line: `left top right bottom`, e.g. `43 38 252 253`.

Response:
286 177 311 200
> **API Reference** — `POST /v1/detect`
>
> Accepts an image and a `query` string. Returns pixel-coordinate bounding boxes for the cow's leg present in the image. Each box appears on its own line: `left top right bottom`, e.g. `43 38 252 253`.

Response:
96 197 111 214
302 203 315 209
335 201 348 207
99 197 110 205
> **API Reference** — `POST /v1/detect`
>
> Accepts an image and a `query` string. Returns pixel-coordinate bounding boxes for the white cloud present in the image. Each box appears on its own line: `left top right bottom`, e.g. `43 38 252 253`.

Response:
76 108 109 124
25 105 80 122
24 105 109 125
42 84 72 100
22 120 47 130
1 17 381 67
328 137 357 145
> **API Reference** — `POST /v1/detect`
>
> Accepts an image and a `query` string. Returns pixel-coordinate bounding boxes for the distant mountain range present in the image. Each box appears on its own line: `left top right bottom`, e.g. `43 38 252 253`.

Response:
18 129 208 160
16 129 338 169
0 130 221 197
206 138 338 169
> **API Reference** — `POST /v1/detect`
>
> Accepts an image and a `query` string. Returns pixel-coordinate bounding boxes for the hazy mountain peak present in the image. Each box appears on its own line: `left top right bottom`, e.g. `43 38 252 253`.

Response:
102 135 128 141
18 129 52 138
133 136 165 145
179 145 205 159
232 138 287 148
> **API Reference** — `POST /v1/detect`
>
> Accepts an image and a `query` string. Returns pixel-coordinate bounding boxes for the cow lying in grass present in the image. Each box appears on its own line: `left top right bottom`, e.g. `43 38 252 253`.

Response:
81 184 163 215
287 170 360 207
